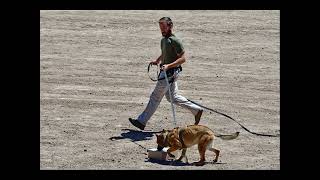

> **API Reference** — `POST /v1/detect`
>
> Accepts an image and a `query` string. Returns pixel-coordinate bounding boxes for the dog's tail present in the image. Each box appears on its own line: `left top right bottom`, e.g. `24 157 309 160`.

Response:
215 132 240 140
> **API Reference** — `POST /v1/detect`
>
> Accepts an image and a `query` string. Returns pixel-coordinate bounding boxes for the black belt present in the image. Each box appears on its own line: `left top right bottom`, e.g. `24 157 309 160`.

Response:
158 66 182 83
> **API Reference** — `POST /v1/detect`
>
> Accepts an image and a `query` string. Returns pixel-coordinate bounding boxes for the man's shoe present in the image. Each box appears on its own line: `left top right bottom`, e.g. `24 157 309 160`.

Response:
194 109 203 125
129 118 145 130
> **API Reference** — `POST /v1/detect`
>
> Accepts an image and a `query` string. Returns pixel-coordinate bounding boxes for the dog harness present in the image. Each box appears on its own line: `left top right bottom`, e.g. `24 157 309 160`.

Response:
177 127 187 149
163 128 187 149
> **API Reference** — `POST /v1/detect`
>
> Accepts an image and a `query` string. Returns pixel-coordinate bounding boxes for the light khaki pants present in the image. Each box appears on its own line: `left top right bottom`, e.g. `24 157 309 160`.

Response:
137 70 203 126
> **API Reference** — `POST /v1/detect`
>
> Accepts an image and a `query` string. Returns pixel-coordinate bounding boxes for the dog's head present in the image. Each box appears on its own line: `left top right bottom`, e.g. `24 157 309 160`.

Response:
156 129 170 151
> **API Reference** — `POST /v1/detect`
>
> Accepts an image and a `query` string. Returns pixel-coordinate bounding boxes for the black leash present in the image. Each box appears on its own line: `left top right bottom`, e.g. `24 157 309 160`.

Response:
147 63 159 82
147 63 279 137
186 99 280 137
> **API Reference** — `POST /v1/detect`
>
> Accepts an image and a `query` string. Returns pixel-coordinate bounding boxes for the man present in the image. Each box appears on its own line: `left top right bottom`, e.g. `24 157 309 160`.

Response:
129 17 203 130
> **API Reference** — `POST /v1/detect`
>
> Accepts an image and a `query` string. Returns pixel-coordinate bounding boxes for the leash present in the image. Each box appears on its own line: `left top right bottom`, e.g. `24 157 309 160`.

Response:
147 63 182 82
148 63 180 127
186 98 280 137
164 69 177 127
147 63 159 82
146 64 280 137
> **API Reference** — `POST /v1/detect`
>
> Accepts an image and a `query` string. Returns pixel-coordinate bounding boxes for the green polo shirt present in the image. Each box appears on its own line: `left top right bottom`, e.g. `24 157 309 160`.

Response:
161 34 184 65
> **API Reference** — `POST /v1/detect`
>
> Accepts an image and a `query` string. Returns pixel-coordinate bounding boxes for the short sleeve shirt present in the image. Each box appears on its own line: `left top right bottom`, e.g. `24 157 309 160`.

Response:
160 34 184 65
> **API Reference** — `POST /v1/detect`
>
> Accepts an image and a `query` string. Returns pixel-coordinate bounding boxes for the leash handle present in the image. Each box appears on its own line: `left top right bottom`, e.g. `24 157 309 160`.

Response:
147 63 159 82
164 70 177 127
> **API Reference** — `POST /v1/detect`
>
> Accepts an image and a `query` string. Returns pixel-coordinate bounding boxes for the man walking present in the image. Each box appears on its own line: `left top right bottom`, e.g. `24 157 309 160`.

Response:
129 17 203 130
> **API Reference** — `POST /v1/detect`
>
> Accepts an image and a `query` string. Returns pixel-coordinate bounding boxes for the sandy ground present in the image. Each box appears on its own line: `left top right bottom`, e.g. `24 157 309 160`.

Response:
40 10 280 170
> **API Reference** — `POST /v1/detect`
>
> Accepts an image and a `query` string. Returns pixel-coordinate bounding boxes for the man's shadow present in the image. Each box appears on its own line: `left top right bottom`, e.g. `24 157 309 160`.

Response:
109 128 161 142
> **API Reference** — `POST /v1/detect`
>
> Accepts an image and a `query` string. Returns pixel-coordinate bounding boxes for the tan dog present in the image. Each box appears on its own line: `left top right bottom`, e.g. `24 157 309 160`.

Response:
156 125 239 166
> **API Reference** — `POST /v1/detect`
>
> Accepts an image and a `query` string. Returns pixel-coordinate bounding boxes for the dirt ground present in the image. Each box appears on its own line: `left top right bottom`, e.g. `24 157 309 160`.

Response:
40 10 280 170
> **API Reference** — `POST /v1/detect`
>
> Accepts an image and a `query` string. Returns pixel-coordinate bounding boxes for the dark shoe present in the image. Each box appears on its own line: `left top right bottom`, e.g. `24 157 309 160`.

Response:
194 109 203 125
129 118 145 130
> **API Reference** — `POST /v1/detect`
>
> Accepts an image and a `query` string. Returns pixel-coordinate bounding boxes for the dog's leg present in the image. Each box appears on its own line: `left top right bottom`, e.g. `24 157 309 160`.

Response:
207 137 220 163
184 155 188 164
167 147 179 159
192 146 206 166
192 135 213 166
176 148 188 163
209 148 220 163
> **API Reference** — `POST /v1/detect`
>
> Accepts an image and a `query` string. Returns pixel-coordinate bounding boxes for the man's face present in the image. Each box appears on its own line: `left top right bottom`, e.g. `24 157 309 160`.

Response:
159 20 171 37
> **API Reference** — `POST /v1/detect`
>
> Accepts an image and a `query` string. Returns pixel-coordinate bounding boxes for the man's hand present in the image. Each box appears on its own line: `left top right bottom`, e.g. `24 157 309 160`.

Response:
161 64 170 71
150 60 159 65
150 55 162 65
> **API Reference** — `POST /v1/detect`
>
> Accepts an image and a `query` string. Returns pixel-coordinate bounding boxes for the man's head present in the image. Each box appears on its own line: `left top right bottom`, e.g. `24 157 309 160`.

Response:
158 17 173 37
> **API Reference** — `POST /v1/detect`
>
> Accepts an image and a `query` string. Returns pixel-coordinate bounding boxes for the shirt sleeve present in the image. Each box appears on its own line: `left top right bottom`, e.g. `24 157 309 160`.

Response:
170 38 184 55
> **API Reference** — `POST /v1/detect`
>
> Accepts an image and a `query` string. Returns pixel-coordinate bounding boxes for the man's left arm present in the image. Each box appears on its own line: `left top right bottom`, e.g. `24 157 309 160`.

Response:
162 38 186 71
166 52 186 69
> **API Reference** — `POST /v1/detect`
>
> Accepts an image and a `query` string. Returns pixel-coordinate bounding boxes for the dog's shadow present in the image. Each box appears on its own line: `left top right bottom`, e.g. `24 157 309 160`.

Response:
109 129 226 167
145 158 191 166
145 159 226 166
109 128 161 142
